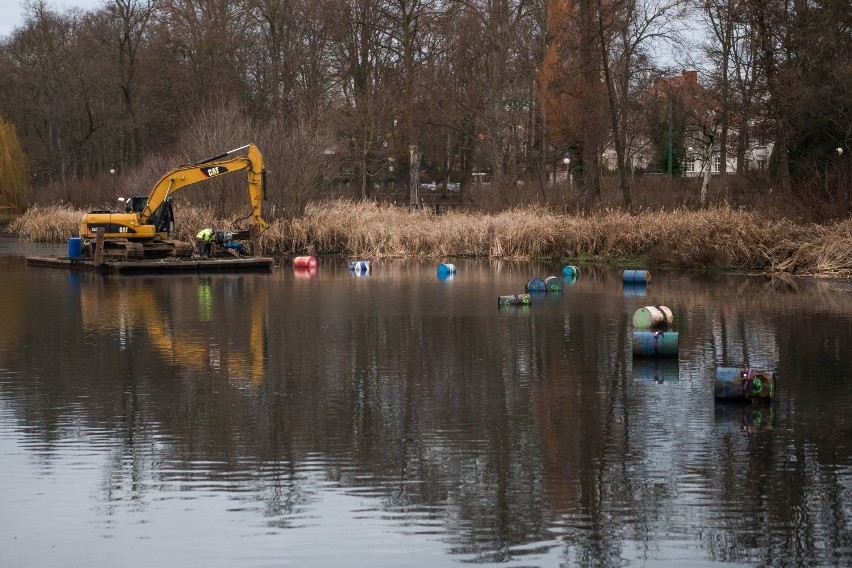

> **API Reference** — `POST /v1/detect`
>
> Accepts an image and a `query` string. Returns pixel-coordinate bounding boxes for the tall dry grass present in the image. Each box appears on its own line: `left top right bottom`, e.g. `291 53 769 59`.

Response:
9 203 82 242
7 199 852 278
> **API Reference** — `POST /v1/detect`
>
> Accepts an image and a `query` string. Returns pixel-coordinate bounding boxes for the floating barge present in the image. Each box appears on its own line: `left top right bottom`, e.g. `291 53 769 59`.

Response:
26 255 274 274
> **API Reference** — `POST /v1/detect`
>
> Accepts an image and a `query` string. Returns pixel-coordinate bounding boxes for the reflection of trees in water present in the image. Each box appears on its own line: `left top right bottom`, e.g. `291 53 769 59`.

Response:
1 267 852 563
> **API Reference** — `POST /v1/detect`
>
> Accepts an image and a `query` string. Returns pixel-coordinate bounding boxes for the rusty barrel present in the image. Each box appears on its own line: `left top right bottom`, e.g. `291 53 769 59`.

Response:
714 367 776 401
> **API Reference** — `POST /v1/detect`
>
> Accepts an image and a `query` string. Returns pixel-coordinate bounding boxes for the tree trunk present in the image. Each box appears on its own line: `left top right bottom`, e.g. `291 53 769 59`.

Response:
701 140 714 208
409 145 420 207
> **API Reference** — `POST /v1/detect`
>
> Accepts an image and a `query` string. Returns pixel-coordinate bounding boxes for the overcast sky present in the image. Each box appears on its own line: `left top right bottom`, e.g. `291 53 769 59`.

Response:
0 0 103 38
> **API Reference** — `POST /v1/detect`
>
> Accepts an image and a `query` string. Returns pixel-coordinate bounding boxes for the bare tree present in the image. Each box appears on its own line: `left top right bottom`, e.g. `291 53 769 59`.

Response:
595 0 687 207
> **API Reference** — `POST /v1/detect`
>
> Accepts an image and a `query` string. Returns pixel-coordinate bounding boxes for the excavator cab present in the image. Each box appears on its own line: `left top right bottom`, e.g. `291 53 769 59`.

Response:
118 196 148 213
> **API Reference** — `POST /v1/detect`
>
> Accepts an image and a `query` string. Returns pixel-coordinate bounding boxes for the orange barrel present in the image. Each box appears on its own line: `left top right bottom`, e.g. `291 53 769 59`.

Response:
498 294 531 308
632 306 673 329
623 269 651 284
294 255 317 268
632 331 678 357
714 367 776 401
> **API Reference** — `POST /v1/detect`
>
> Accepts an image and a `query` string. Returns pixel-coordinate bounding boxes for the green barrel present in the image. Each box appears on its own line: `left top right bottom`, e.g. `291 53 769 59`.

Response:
632 331 678 357
632 306 673 329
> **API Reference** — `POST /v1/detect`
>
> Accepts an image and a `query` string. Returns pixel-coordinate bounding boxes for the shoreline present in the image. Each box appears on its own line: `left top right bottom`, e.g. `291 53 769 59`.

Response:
7 200 852 279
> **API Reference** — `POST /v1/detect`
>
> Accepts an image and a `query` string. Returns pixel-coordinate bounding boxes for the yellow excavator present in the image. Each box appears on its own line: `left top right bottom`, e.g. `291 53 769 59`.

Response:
78 144 269 259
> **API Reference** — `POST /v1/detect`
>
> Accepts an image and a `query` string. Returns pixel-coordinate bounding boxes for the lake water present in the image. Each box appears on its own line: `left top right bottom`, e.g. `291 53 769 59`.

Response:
1 237 852 567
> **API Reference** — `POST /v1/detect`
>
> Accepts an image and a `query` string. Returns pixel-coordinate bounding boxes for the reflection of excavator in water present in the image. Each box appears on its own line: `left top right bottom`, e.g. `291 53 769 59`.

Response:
78 144 269 259
80 282 266 387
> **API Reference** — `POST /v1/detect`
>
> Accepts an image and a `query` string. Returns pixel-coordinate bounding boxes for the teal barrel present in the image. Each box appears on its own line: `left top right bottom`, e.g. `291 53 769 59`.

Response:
544 276 563 292
526 278 546 292
714 367 776 401
68 237 82 258
498 294 530 307
623 269 651 284
562 265 579 282
632 331 678 357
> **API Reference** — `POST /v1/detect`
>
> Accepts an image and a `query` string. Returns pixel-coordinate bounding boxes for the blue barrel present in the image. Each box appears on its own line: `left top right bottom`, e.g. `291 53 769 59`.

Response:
525 278 546 293
544 276 563 292
714 367 775 401
349 260 371 273
623 269 651 284
498 294 530 307
562 265 579 282
632 331 678 357
68 237 82 258
437 263 456 277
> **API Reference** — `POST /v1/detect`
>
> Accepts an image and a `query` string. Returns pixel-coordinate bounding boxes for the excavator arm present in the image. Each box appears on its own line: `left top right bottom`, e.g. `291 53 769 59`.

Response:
141 143 268 233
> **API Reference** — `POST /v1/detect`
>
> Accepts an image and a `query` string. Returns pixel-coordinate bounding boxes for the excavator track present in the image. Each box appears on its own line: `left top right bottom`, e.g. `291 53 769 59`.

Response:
87 238 191 260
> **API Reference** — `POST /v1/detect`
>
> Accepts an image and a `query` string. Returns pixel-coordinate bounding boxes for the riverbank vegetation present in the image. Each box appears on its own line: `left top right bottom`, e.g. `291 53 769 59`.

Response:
10 200 852 278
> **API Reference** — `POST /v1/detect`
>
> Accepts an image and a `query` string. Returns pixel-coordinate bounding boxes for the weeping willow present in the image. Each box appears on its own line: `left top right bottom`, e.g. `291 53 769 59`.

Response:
0 116 29 214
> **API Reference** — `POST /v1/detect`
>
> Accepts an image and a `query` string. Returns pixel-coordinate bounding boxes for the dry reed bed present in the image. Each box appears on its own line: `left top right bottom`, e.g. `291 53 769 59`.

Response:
7 200 852 278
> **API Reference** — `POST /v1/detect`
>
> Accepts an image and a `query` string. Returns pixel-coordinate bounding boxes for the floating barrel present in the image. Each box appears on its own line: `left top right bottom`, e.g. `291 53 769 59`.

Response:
349 260 371 273
633 358 679 383
294 255 317 268
632 305 673 329
526 278 547 292
632 331 678 357
714 367 775 401
544 276 563 292
562 265 579 282
498 294 531 307
437 263 456 277
623 283 648 297
623 269 651 284
68 237 82 258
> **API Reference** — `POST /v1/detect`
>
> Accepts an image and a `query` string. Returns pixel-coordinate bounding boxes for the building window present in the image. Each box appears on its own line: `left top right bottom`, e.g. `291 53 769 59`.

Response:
713 155 721 172
685 159 695 173
756 158 766 171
